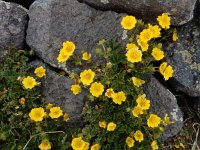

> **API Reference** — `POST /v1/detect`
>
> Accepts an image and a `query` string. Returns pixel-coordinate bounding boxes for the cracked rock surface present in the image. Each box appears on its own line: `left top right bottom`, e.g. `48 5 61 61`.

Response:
144 75 183 141
0 0 27 62
79 0 197 26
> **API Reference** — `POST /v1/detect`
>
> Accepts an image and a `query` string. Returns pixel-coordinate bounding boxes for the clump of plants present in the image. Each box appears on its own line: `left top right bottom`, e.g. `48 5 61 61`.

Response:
0 12 179 150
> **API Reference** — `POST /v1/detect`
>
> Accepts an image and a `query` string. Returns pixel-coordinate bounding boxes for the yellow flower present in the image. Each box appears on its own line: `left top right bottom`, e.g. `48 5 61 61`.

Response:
46 103 53 109
83 142 90 150
132 106 144 117
112 91 126 105
19 97 25 105
80 69 95 85
71 84 81 95
132 77 145 87
121 16 137 30
134 130 144 142
49 107 63 119
159 62 168 75
105 88 115 98
137 39 149 52
107 122 116 131
136 94 150 110
151 140 158 150
163 114 174 126
163 65 174 81
22 76 37 89
39 140 51 150
57 51 70 63
126 43 139 51
139 29 152 42
99 121 107 128
151 47 164 61
60 41 76 56
147 114 161 128
63 113 70 121
71 137 85 150
82 52 91 60
173 30 178 41
29 107 45 122
126 49 142 63
148 24 161 38
157 13 171 29
90 82 104 97
125 137 135 148
91 144 100 150
34 66 46 78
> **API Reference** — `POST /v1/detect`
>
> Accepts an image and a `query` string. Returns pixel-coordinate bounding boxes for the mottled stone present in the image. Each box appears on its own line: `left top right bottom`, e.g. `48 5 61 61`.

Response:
0 1 27 62
166 6 200 97
144 75 183 141
29 60 85 121
26 0 124 73
79 0 197 25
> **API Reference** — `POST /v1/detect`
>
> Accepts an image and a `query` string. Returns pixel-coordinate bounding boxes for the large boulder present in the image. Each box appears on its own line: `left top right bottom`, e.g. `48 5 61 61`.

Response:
78 0 197 26
29 60 85 122
26 0 124 72
165 5 200 97
0 1 27 62
144 75 183 141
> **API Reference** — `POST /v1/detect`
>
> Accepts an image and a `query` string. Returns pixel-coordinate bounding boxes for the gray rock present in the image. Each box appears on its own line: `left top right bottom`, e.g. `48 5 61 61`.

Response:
144 75 183 141
0 1 27 62
29 60 85 121
26 0 124 73
165 7 200 97
78 0 197 26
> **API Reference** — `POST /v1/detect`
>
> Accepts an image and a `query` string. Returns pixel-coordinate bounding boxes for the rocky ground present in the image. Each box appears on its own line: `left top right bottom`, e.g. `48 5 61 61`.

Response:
0 0 200 149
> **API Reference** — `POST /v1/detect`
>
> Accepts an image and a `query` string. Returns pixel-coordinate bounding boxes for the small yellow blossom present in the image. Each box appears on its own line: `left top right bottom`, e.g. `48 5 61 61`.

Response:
139 29 152 42
63 113 70 121
137 39 149 51
134 130 144 142
49 107 63 119
105 88 115 98
163 114 174 126
126 137 135 148
90 82 104 97
151 47 164 61
71 84 81 95
147 114 161 128
107 122 116 131
136 94 150 110
132 77 145 87
39 140 51 150
175 142 185 149
126 43 139 51
71 137 85 150
80 69 95 85
57 51 70 63
159 62 168 75
173 30 178 41
159 62 174 80
22 76 37 89
19 97 25 105
148 24 161 38
132 106 144 117
112 91 126 105
46 103 53 109
34 66 46 78
157 13 171 29
60 41 76 56
91 144 100 150
82 52 91 60
29 107 45 122
99 121 107 128
151 140 158 150
121 16 137 30
126 49 142 63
